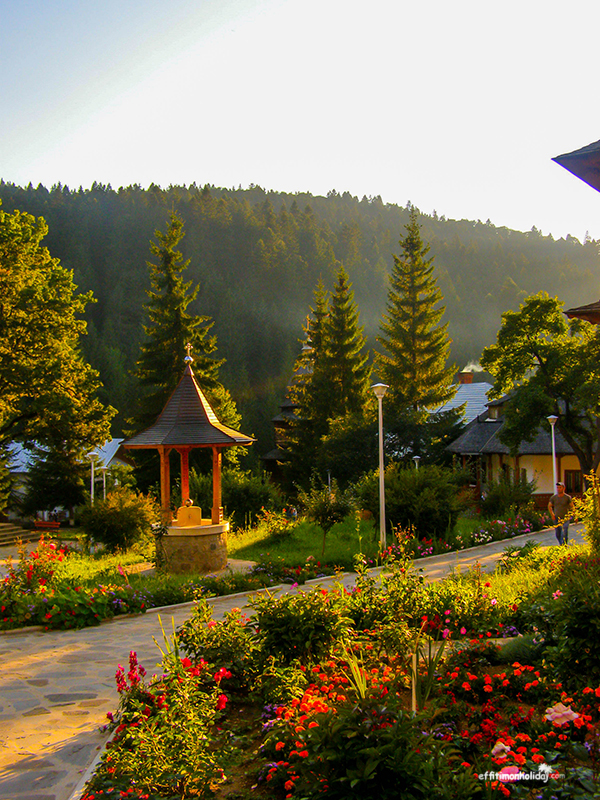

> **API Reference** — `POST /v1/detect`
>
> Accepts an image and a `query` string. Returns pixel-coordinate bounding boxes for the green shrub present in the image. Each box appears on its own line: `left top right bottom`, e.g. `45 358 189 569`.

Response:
479 475 535 518
189 468 283 529
249 588 350 665
573 471 600 555
177 600 260 691
355 463 462 539
80 487 159 553
297 478 358 557
86 649 225 799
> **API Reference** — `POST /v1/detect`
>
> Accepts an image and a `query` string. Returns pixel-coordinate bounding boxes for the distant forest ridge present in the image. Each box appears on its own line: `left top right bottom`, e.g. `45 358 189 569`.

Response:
1 180 599 462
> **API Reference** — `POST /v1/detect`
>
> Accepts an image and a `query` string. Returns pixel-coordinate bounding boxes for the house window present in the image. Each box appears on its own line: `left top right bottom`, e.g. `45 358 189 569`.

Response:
564 470 582 494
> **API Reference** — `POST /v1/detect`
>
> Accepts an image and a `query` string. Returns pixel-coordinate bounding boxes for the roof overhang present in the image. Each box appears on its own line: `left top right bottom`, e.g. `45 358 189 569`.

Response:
553 138 600 193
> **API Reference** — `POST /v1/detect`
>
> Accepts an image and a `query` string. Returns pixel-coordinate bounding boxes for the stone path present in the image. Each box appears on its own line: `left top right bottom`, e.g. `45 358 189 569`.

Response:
0 525 586 800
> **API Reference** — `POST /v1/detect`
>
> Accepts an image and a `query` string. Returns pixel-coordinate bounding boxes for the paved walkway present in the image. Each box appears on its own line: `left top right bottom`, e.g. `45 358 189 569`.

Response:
0 525 586 800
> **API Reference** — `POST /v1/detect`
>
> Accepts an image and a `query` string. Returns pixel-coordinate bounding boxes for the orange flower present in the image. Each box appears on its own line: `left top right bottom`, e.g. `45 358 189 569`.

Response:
275 742 285 751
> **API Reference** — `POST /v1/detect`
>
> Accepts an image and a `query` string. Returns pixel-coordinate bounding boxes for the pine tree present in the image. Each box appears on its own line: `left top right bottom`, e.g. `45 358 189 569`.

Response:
376 209 456 421
285 280 331 484
128 212 239 435
286 270 371 486
323 266 371 418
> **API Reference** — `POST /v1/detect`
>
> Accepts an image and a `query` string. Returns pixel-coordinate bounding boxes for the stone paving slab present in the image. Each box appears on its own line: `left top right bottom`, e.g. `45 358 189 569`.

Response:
0 525 586 800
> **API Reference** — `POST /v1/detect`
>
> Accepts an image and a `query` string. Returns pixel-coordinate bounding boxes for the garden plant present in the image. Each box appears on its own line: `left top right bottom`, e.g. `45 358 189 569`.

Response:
80 536 600 799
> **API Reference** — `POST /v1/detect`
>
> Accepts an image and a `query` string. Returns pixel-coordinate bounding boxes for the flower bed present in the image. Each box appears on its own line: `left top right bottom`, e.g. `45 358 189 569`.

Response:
81 547 600 799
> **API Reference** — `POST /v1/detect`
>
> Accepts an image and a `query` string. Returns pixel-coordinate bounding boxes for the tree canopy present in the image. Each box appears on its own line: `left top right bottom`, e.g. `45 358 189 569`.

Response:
286 271 372 486
0 203 114 450
1 181 599 465
128 212 240 436
480 292 600 476
376 209 456 418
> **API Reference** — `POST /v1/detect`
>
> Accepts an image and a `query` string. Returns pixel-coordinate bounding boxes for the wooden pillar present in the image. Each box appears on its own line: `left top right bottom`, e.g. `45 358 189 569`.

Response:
158 446 171 521
178 447 191 503
212 446 223 524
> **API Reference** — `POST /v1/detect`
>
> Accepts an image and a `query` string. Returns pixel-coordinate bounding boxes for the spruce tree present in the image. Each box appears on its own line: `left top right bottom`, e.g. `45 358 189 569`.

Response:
286 280 331 484
128 212 239 435
286 269 371 486
376 209 456 422
323 266 371 418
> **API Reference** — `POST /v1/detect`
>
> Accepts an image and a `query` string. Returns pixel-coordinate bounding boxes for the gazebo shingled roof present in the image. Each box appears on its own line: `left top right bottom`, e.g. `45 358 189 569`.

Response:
125 363 253 449
123 359 254 521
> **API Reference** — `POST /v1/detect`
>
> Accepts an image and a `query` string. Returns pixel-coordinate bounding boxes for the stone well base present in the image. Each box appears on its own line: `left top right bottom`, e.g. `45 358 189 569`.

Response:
162 522 229 574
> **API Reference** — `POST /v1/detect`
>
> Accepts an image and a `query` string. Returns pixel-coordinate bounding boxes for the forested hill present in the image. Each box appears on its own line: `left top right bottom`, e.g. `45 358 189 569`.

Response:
1 180 599 459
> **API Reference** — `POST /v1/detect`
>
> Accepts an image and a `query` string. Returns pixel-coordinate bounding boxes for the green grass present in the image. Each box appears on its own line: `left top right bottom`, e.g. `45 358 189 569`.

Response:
227 517 380 570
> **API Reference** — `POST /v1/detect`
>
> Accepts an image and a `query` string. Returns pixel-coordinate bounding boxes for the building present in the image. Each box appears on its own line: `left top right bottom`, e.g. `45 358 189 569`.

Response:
447 395 582 507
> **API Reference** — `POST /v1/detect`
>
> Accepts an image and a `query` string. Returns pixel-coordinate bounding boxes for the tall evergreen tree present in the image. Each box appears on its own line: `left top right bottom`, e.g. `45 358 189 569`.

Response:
323 266 371 418
128 212 240 436
376 209 456 422
285 280 331 484
286 269 371 486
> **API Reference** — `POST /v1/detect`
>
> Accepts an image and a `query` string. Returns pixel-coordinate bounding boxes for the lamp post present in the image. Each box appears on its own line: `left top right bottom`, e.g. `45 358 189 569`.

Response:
89 452 98 505
371 383 389 550
548 415 558 489
413 455 421 469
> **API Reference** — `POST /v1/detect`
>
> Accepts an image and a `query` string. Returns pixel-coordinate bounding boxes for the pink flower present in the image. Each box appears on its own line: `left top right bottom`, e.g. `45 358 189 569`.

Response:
460 627 467 635
491 598 497 606
544 702 579 725
442 628 450 639
552 590 563 599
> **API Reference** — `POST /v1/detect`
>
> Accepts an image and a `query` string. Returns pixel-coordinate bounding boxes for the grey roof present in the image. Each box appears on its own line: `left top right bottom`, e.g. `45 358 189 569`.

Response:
6 443 36 474
7 439 131 473
435 382 492 424
90 438 131 469
553 138 600 193
447 414 574 456
124 364 254 449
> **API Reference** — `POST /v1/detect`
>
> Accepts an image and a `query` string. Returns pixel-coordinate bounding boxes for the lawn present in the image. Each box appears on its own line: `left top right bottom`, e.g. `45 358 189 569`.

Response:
227 517 380 568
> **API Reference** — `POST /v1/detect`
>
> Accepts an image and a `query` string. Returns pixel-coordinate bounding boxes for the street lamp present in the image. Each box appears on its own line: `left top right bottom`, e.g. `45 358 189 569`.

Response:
547 415 558 489
89 452 98 505
413 455 421 469
371 383 389 550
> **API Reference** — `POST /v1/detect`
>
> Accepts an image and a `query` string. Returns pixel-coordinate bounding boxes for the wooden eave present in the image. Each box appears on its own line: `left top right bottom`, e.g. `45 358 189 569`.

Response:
564 300 600 325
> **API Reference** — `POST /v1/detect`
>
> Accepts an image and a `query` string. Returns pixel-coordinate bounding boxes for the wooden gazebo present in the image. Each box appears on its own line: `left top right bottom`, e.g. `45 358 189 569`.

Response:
123 353 254 522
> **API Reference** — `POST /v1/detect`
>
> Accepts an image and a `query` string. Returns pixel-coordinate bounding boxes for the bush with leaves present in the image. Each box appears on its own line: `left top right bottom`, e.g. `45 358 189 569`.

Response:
355 463 462 539
249 588 351 665
573 471 600 555
479 474 536 518
177 599 260 691
80 487 159 553
298 477 357 556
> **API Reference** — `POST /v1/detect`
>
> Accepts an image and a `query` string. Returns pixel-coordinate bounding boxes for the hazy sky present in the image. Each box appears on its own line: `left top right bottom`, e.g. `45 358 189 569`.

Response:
1 0 599 241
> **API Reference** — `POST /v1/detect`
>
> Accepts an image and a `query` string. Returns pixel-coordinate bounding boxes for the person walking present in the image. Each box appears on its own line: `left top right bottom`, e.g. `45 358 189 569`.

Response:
548 481 573 545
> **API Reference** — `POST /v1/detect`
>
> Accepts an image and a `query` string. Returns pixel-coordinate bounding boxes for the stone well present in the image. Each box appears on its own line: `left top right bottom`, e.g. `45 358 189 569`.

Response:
161 505 228 574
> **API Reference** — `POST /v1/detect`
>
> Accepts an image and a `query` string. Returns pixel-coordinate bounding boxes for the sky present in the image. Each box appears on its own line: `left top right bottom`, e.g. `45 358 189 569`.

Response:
1 0 600 241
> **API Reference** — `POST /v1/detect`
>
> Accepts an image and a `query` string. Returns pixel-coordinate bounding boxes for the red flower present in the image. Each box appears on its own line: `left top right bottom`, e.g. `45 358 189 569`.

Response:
216 693 228 711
